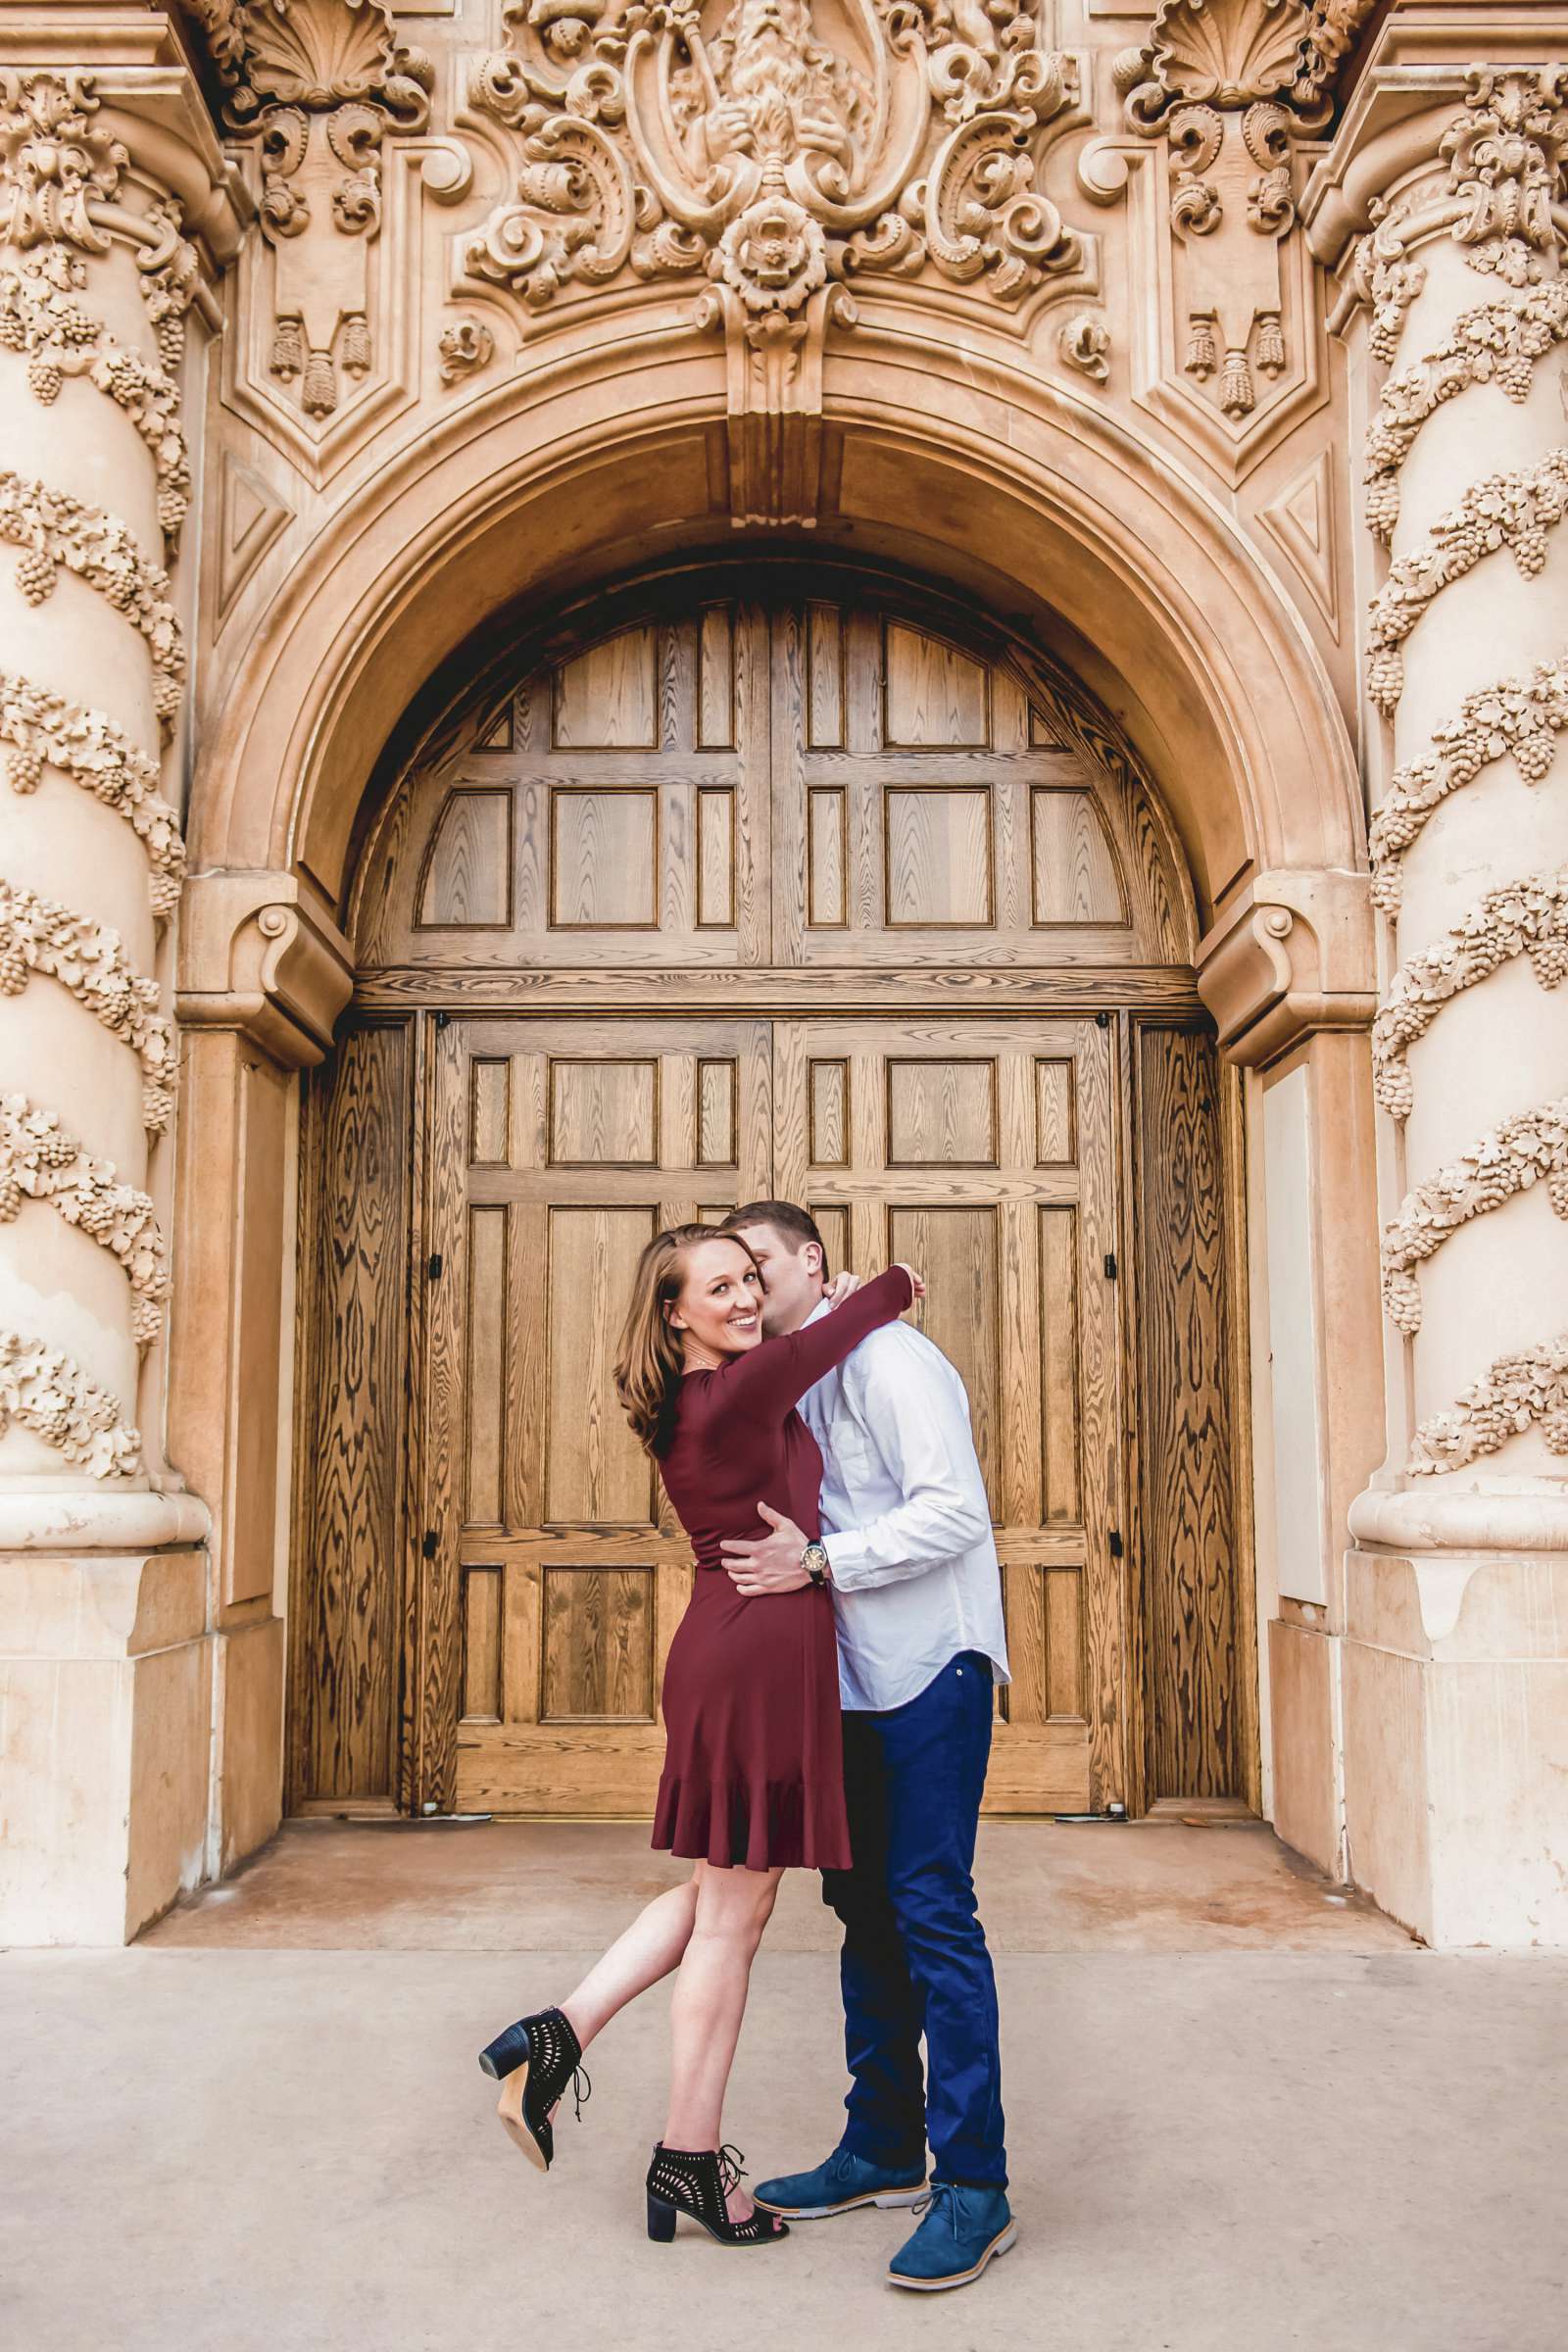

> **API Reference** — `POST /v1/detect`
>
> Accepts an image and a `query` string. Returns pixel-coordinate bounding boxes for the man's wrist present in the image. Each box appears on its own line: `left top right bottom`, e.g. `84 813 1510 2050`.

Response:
802 1541 830 1587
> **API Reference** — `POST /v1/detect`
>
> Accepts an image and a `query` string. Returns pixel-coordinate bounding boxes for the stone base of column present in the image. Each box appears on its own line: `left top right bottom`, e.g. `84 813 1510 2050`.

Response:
0 1546 230 1945
1341 1548 1568 1949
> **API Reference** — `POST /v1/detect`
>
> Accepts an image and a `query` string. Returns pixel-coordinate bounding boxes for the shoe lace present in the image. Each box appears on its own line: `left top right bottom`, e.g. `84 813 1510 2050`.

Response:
910 2182 958 2235
567 2063 592 2123
716 2143 747 2195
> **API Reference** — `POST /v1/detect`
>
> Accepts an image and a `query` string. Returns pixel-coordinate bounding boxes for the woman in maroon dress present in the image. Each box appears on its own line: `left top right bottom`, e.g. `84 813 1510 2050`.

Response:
475 1226 918 2250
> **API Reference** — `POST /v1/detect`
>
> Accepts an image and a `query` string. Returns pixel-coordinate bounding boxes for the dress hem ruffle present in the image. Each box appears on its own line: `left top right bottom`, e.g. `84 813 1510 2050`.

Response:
651 1772 853 1873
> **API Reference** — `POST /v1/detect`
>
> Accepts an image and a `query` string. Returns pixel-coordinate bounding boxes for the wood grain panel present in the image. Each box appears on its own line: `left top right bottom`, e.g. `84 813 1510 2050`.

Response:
1039 1204 1081 1525
1036 1058 1076 1164
884 621 989 745
416 789 512 928
545 1206 657 1524
810 1200 851 1276
541 1568 657 1720
808 787 847 927
291 1024 410 1803
809 1059 847 1165
466 1204 507 1524
888 1204 1000 1508
549 1058 658 1164
696 787 735 927
1032 788 1128 925
887 1058 998 1166
550 789 658 928
462 1565 503 1721
884 789 994 927
470 1058 510 1165
554 625 659 747
698 607 735 748
1135 1026 1238 1799
1045 1567 1086 1718
808 602 844 746
697 1058 736 1167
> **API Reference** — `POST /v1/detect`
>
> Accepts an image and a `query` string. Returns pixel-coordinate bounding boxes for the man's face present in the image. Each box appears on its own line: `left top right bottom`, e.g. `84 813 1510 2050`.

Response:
731 1222 824 1336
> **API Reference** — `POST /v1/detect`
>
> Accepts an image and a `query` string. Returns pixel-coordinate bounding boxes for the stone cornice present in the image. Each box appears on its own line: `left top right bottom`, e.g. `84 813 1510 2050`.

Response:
0 8 249 264
1302 4 1568 263
176 869 353 1068
1196 868 1376 1065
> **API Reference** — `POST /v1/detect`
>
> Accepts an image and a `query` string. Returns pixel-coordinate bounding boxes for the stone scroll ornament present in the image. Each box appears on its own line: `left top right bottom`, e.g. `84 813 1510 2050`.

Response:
1352 66 1568 1473
464 0 1084 522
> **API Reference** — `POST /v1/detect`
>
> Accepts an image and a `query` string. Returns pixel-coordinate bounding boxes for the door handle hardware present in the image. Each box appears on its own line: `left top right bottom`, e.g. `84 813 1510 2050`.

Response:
427 1251 443 1281
1103 1251 1118 1280
1107 1529 1124 1558
421 1529 438 1560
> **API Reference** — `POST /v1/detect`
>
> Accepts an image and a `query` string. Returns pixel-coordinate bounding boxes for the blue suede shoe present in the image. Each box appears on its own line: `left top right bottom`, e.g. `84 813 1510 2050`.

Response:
752 2145 928 2219
888 2182 1016 2291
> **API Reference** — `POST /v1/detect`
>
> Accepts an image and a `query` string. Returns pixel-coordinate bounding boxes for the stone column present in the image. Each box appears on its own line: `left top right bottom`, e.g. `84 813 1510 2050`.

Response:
0 18 245 1941
1307 18 1568 1944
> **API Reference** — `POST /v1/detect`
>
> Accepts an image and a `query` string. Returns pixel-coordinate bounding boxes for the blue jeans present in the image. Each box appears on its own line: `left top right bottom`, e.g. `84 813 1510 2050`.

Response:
820 1651 1007 2189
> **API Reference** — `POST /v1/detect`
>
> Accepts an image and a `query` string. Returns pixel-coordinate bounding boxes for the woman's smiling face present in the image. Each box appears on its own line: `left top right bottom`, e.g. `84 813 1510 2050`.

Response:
666 1236 764 1361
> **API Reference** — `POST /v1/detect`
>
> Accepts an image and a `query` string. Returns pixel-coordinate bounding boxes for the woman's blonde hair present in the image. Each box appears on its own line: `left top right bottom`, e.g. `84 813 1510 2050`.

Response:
612 1223 760 1458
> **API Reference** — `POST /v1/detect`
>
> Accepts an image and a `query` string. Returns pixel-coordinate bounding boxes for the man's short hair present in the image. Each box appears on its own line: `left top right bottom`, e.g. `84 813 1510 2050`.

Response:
720 1200 830 1279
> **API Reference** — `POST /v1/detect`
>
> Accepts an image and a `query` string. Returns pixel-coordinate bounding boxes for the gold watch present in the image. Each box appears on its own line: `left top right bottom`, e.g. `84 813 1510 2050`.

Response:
803 1541 829 1587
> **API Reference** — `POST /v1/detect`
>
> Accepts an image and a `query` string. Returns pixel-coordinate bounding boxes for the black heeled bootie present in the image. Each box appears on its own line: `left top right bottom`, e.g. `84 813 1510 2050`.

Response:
645 2143 790 2247
477 2007 590 2172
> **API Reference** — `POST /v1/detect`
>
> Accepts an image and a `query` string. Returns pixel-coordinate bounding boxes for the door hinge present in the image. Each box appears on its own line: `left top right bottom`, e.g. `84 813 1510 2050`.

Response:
427 1251 443 1281
1107 1529 1124 1559
434 1009 451 1030
1095 1009 1111 1029
1103 1251 1118 1280
421 1529 438 1561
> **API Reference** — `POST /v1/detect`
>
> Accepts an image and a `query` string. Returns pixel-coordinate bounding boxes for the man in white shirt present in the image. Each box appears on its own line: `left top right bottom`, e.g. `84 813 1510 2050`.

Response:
717 1202 1013 2294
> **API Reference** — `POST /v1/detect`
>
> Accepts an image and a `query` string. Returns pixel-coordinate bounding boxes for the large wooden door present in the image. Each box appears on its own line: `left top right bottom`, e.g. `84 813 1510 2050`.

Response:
423 1016 771 1815
298 566 1248 1821
774 1017 1123 1813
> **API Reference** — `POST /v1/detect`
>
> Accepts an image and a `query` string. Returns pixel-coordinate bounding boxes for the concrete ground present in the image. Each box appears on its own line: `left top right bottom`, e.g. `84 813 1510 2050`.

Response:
3 1822 1564 2351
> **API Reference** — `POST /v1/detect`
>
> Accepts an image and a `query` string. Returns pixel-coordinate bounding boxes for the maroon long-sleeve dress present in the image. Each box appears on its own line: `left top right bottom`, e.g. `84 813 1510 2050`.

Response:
651 1264 915 1871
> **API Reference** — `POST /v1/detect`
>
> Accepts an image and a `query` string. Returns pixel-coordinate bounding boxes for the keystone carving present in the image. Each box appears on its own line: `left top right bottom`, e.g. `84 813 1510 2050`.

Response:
220 0 434 422
464 0 1084 520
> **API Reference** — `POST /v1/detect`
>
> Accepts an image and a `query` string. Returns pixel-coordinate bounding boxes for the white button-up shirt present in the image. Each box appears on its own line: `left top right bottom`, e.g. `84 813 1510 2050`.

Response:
798 1300 1011 1713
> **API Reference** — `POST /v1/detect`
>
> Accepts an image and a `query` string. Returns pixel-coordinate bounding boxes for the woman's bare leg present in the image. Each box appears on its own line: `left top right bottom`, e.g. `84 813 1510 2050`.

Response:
558 1876 701 2052
664 1861 783 2221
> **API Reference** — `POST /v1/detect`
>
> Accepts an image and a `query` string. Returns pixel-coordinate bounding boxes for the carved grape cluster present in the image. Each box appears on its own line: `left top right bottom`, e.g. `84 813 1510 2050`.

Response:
1368 656 1568 912
1372 869 1568 1117
1381 1097 1568 1335
0 879 174 1133
1408 1333 1568 1470
0 674 186 919
0 1330 141 1477
0 1095 169 1344
1366 452 1568 717
0 473 186 735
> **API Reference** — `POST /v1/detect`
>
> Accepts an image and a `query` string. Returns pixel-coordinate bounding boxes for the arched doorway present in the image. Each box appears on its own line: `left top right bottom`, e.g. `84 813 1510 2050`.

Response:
285 558 1251 1824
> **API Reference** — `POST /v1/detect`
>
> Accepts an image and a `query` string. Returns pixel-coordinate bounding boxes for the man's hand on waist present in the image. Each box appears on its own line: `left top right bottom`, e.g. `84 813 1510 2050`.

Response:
721 1501 816 1595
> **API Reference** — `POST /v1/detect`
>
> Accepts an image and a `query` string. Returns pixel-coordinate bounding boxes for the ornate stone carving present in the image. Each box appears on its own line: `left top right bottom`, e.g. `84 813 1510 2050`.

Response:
1441 66 1568 281
1059 312 1109 379
1365 452 1568 719
1381 1097 1568 1337
463 0 1083 514
220 1 434 421
0 1098 169 1347
0 1330 141 1478
0 882 175 1136
0 243 193 551
467 0 1080 317
1372 869 1568 1120
1348 197 1426 367
0 676 186 924
1408 1333 1568 1473
0 70 126 250
437 316 494 382
0 474 186 739
1363 284 1568 546
1113 0 1331 424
